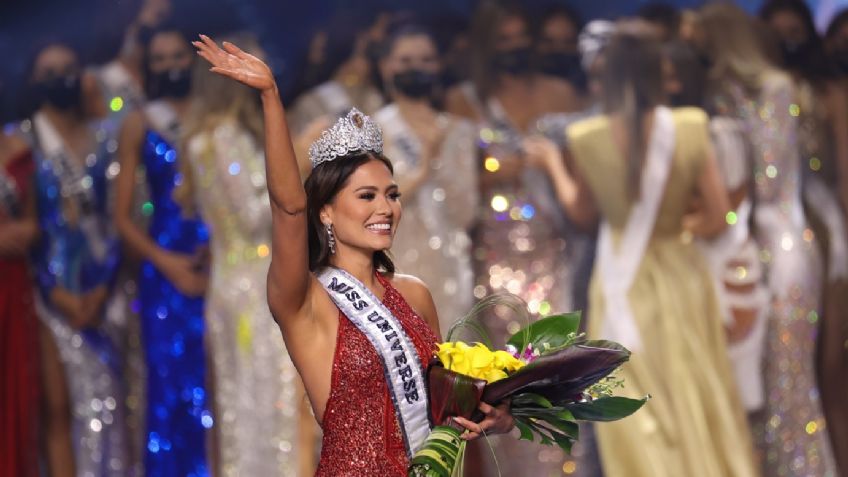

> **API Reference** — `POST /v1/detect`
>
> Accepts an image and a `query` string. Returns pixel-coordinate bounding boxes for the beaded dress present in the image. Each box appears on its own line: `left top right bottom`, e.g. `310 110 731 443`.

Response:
457 82 574 476
185 119 301 476
26 114 129 476
374 104 477 333
138 102 211 476
315 273 439 476
715 73 836 476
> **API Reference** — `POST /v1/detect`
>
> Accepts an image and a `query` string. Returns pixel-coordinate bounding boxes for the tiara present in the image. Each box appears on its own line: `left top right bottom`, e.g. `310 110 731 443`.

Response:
309 108 383 168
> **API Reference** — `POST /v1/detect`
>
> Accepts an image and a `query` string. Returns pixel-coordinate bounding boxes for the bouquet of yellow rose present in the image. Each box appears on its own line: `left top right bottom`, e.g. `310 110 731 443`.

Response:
408 307 647 477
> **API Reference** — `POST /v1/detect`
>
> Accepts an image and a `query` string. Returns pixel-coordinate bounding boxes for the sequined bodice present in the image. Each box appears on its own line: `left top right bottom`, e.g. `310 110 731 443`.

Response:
30 122 119 294
316 274 439 476
142 130 208 253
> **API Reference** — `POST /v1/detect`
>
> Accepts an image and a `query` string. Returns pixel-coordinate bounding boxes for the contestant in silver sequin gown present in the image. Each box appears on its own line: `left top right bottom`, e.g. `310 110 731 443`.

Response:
185 119 302 476
718 73 837 476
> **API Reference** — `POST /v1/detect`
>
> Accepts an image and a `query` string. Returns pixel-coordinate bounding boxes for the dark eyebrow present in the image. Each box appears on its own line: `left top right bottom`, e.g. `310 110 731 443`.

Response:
354 184 399 193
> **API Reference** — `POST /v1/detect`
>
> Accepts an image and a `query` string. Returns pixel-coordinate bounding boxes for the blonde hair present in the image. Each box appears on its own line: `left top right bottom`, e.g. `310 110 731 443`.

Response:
174 32 265 214
696 2 778 93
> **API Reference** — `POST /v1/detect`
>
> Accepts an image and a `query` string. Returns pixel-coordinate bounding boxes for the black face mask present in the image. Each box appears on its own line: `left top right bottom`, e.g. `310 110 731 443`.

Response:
492 47 532 75
538 52 585 87
392 70 438 99
149 68 192 99
38 74 82 111
780 39 810 68
538 52 580 76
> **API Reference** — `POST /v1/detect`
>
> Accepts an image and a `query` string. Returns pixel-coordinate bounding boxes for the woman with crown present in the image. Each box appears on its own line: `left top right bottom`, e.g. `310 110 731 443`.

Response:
192 35 515 474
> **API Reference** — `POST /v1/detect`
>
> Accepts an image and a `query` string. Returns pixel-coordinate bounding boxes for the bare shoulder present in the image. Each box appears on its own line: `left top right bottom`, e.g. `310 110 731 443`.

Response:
386 273 441 335
387 273 431 302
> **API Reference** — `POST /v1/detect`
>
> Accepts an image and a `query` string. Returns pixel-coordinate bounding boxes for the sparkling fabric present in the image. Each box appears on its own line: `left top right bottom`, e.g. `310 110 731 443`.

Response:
460 85 574 476
0 149 40 477
139 129 210 476
716 74 836 476
27 117 129 476
316 273 439 476
375 104 477 333
185 120 301 476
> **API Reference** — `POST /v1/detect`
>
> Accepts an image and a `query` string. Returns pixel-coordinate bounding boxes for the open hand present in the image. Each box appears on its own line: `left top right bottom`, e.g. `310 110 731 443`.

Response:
453 401 514 441
193 34 276 92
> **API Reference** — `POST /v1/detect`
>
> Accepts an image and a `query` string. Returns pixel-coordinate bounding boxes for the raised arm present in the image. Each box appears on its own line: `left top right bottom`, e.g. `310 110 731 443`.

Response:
193 35 311 324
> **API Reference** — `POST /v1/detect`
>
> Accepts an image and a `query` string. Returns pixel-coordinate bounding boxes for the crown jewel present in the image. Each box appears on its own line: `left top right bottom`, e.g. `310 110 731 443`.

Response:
309 108 383 168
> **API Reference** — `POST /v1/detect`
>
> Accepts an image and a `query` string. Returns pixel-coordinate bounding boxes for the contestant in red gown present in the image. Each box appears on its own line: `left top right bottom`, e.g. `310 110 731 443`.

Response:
0 144 40 477
317 273 439 475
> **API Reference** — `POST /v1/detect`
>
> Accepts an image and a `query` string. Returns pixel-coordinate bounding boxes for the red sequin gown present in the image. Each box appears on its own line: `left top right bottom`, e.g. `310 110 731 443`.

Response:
316 274 439 476
0 150 40 477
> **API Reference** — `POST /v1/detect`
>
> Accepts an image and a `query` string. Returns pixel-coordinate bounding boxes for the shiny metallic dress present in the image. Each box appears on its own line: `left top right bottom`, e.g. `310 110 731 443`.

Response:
459 83 574 476
375 104 478 333
315 273 439 476
185 120 300 476
27 116 129 476
139 128 211 476
717 73 836 476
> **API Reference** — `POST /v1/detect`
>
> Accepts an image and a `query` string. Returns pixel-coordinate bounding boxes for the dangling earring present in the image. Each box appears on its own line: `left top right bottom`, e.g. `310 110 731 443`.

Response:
326 223 336 255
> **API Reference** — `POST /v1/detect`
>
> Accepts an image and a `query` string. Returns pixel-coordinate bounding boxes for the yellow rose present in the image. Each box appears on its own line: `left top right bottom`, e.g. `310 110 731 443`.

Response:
435 341 526 383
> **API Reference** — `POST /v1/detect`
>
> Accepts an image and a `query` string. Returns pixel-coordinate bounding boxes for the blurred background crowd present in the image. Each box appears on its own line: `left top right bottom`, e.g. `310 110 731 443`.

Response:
2 0 848 476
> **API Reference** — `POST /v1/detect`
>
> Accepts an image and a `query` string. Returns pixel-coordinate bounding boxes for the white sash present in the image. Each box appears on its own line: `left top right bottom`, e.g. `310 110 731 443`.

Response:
32 113 109 262
145 100 180 143
318 267 430 456
598 106 676 352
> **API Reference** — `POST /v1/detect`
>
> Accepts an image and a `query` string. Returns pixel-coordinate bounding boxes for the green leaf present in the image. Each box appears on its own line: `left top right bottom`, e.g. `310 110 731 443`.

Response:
507 312 582 353
511 392 553 409
514 418 536 442
567 396 648 422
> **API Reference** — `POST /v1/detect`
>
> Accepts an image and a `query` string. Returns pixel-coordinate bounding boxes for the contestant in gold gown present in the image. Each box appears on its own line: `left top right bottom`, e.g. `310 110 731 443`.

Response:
537 27 759 477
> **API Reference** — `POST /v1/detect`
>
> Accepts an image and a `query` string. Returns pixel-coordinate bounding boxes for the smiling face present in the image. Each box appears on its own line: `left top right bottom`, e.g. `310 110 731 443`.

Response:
321 158 402 258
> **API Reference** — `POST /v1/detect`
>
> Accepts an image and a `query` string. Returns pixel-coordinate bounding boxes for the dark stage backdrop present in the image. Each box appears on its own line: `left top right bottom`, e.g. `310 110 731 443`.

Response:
0 0 814 122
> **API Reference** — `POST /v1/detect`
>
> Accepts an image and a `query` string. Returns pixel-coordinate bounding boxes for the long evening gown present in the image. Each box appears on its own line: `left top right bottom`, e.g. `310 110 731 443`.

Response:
315 273 439 476
0 148 40 477
375 104 478 333
458 82 575 476
796 80 848 473
567 107 759 477
138 102 211 476
27 114 129 476
712 73 837 476
185 119 301 476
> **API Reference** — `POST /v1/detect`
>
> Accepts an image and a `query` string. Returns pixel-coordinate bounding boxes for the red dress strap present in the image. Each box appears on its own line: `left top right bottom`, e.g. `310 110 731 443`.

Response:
316 274 439 476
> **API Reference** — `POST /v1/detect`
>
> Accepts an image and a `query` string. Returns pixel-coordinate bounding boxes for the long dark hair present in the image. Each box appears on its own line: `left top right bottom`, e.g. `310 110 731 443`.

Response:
601 26 665 199
469 0 532 101
305 152 396 273
20 39 83 119
140 22 191 98
760 0 837 86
